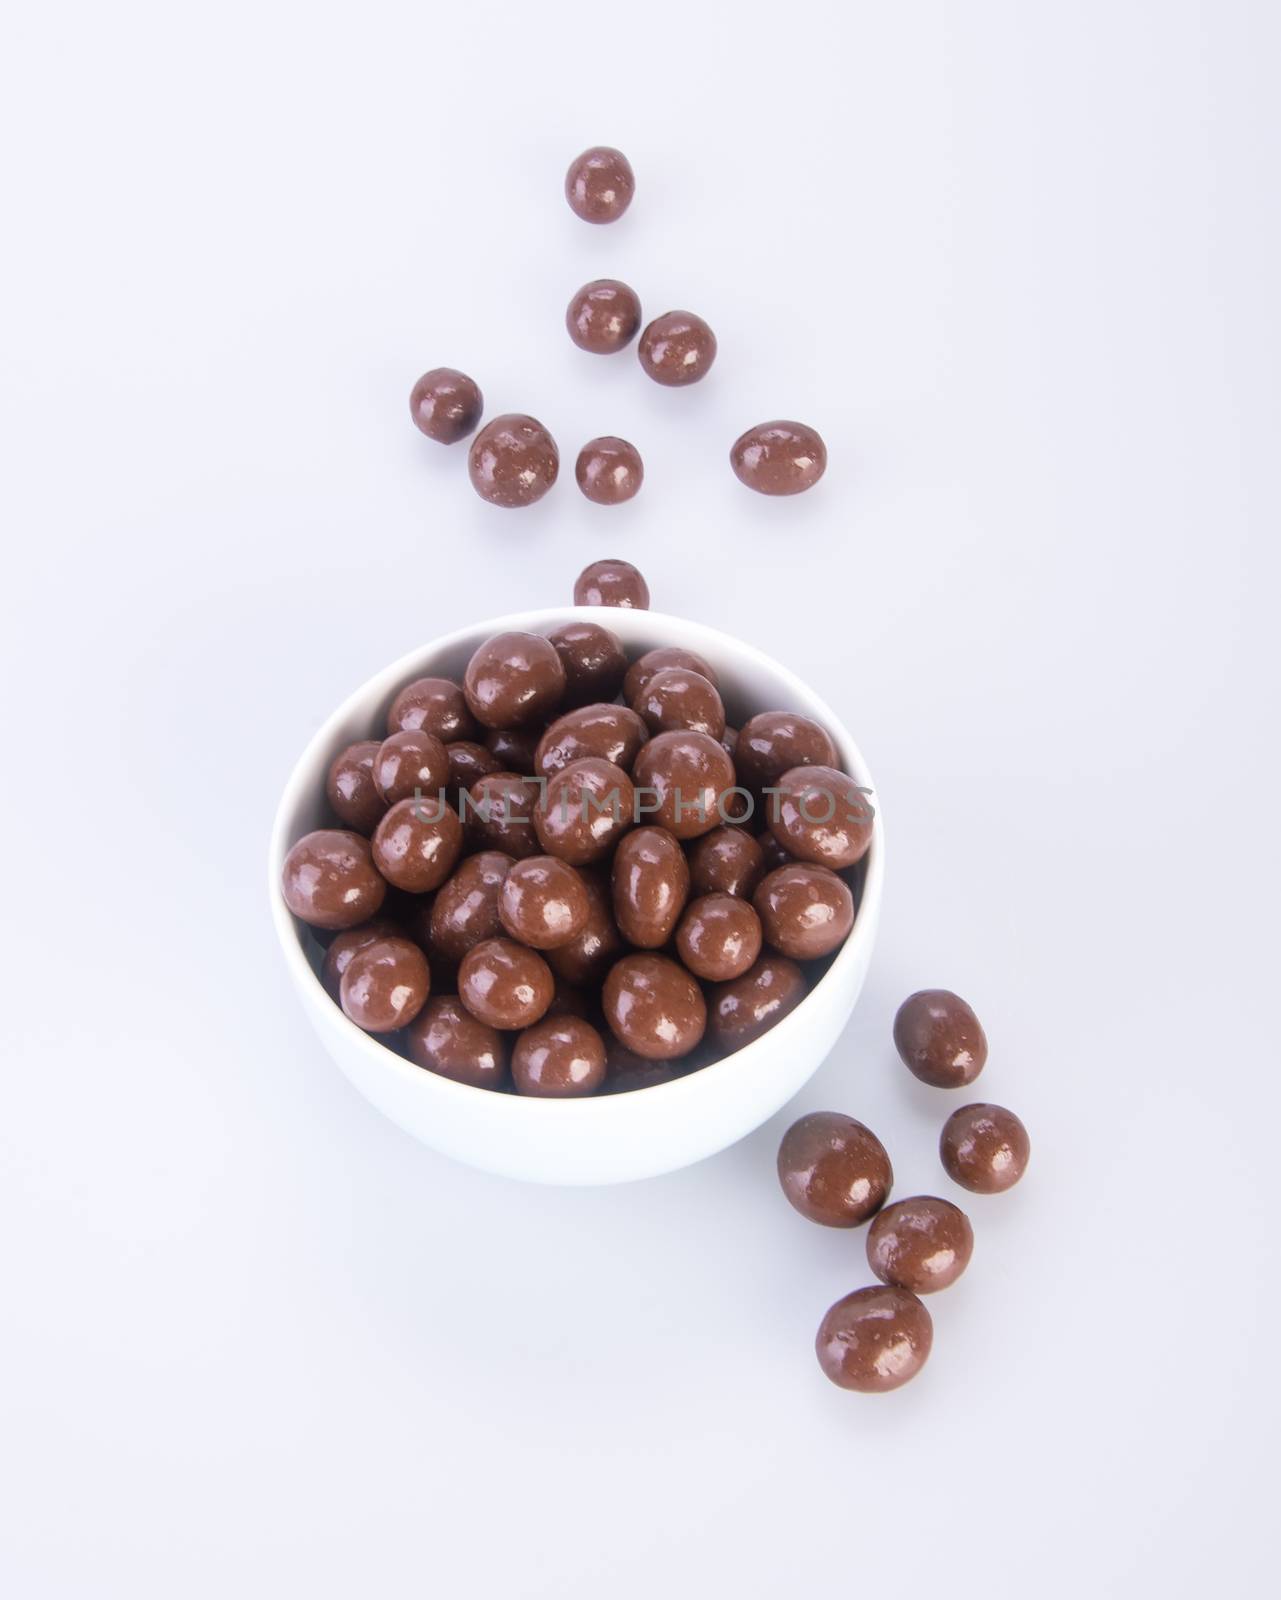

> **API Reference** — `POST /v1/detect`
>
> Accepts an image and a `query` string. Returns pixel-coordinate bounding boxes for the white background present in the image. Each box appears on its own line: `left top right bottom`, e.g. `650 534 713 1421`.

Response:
2 2 1277 1594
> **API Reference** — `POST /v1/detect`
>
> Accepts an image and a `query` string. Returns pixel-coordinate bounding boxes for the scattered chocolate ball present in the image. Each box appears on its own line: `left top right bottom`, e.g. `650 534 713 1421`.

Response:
603 953 707 1060
631 730 736 840
753 863 854 961
564 145 635 224
612 826 690 948
535 757 634 865
816 1286 933 1393
576 437 644 505
708 955 806 1050
339 936 431 1032
735 711 837 795
468 413 559 508
373 729 450 807
406 997 508 1090
428 850 513 961
939 1103 1030 1193
465 772 541 858
623 646 718 703
777 1112 892 1227
573 558 650 609
484 727 541 775
546 867 622 988
688 825 766 900
499 856 590 950
867 1197 974 1294
566 279 642 353
387 676 477 743
675 893 762 981
282 829 386 930
893 990 988 1089
444 739 500 803
464 631 566 730
458 937 555 1029
321 918 400 999
632 667 725 739
535 703 647 778
545 622 627 707
409 367 484 444
730 420 827 496
512 1015 608 1097
768 765 874 869
325 740 386 834
638 310 717 386
371 796 464 893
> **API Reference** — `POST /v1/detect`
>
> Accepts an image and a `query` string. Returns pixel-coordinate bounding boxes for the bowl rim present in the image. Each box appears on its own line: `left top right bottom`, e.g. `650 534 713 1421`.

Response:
268 606 885 1119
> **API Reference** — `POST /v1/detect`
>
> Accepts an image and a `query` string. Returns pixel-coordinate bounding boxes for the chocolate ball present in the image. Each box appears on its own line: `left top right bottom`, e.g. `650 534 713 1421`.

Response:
405 996 508 1089
484 727 541 774
536 703 647 778
632 666 725 740
565 145 635 223
339 935 431 1032
498 856 590 950
428 850 513 961
939 1103 1030 1193
603 953 707 1061
611 826 690 948
893 990 988 1089
816 1286 933 1393
757 829 793 872
546 867 623 988
409 367 483 444
736 711 837 794
604 1043 681 1093
444 739 500 804
464 772 541 858
777 1112 892 1227
867 1197 974 1294
573 558 650 609
622 646 718 703
566 279 642 353
464 632 567 730
545 621 627 707
688 826 766 900
373 730 451 807
730 420 827 496
320 918 400 998
753 863 854 961
632 730 736 840
512 1016 608 1097
282 829 387 930
675 893 762 981
468 414 559 508
387 677 477 743
708 955 806 1050
638 310 717 387
575 437 644 505
535 757 634 865
371 796 464 893
325 740 387 834
768 765 874 869
458 937 554 1029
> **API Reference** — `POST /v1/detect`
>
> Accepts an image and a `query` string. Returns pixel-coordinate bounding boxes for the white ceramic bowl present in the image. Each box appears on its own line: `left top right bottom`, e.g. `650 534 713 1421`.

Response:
269 608 884 1185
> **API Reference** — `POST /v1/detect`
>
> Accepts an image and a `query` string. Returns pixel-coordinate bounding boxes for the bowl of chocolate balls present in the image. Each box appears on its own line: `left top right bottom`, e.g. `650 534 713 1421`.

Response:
270 560 883 1184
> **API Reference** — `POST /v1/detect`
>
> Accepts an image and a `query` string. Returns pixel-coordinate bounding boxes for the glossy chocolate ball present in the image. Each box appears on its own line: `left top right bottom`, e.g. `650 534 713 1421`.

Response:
768 765 874 869
603 953 707 1060
675 893 762 981
428 850 513 961
632 666 725 739
622 646 718 703
371 796 464 893
573 558 650 609
777 1112 892 1227
638 310 717 386
708 955 806 1050
535 757 634 865
939 1103 1030 1193
468 414 559 508
893 990 988 1089
409 368 483 444
546 868 622 988
484 727 541 775
545 621 627 707
512 1016 608 1097
565 145 635 223
458 937 554 1029
373 729 451 807
566 279 642 353
736 711 838 794
464 772 541 858
730 420 827 495
387 677 477 743
753 864 854 961
499 856 590 950
321 918 400 998
867 1197 974 1294
688 826 766 900
282 829 387 930
405 996 508 1089
325 740 386 834
611 826 690 948
575 436 644 505
632 730 736 840
536 703 647 778
444 740 500 803
464 631 566 730
816 1286 933 1393
339 935 430 1032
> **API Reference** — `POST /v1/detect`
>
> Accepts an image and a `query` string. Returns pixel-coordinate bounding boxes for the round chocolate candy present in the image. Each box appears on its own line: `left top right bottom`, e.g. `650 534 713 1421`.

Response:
535 757 634 865
458 937 554 1030
371 796 464 893
867 1197 974 1294
566 279 642 353
325 740 386 835
428 850 513 961
939 1103 1030 1193
708 955 806 1050
536 703 647 778
498 856 590 950
632 667 725 740
575 437 644 505
893 990 987 1089
622 646 718 704
339 935 431 1032
444 739 500 804
736 711 838 794
512 1016 608 1097
409 368 483 444
675 893 762 981
387 677 477 743
777 1112 892 1227
546 868 623 988
753 863 854 961
484 727 541 775
468 414 559 508
730 420 827 496
373 730 451 807
573 558 650 610
611 826 690 948
768 765 874 869
321 918 400 998
688 825 766 900
632 730 736 840
282 829 387 930
565 145 635 224
545 621 627 707
464 772 541 858
638 310 717 386
464 632 566 730
816 1286 933 1393
405 996 508 1089
603 953 707 1061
